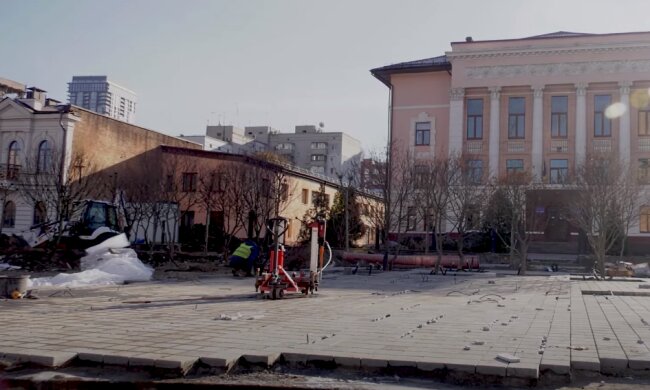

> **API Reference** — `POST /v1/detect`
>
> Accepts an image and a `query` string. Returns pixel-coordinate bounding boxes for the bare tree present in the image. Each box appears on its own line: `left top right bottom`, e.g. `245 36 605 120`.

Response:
238 162 292 242
18 147 104 247
485 171 548 275
446 156 489 262
159 154 201 257
212 164 247 259
571 154 640 276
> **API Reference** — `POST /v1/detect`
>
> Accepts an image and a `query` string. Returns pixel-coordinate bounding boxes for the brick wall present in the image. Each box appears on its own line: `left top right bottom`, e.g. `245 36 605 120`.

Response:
71 108 201 173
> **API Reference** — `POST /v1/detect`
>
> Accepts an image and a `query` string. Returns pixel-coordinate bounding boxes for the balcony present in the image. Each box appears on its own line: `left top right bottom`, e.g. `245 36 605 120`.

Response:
550 139 569 153
507 141 526 153
639 138 650 152
465 141 483 154
593 139 612 153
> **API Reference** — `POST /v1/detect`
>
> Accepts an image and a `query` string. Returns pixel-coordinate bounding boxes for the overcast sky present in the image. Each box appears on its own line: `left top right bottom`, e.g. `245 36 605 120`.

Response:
3 0 650 152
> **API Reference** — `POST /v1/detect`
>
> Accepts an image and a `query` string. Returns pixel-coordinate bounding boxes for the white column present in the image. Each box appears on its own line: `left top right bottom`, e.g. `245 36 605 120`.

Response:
531 86 544 181
488 86 501 178
575 83 588 167
619 81 632 166
448 88 465 157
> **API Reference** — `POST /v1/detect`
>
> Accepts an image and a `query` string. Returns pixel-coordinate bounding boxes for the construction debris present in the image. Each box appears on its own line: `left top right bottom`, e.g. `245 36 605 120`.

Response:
496 353 520 363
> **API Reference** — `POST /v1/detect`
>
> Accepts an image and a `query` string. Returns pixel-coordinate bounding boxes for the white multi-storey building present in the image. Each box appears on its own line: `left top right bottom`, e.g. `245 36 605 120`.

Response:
268 125 363 179
67 76 137 124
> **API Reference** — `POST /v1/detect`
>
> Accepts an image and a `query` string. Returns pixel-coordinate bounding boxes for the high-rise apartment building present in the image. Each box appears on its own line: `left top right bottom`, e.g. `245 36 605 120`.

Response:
67 76 137 123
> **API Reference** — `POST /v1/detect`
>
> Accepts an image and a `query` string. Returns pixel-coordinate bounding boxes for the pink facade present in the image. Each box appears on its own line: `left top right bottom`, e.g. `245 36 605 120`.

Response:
372 31 650 241
373 31 650 180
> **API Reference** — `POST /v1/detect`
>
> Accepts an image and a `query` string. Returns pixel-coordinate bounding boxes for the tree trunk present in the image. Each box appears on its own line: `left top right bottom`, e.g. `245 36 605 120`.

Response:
204 208 211 255
457 229 465 263
519 239 528 275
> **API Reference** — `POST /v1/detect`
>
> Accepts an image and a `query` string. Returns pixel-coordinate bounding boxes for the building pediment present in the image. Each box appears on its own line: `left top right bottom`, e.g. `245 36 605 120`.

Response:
0 99 33 119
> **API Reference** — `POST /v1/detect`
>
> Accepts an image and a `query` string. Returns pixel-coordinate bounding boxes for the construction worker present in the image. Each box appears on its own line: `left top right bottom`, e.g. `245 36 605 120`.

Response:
229 239 259 277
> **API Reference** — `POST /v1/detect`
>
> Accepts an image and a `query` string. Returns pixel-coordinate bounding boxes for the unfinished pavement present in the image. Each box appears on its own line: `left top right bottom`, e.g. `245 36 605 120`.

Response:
2 270 650 386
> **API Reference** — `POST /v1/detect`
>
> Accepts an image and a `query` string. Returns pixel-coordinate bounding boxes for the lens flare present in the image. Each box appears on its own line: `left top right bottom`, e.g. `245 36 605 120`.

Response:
630 89 650 109
605 102 626 119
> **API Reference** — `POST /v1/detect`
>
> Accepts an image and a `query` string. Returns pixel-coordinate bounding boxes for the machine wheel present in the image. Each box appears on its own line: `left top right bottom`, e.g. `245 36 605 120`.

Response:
277 289 285 299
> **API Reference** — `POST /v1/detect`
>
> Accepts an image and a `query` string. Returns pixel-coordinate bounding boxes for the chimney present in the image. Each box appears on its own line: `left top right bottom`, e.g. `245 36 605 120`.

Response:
465 36 473 42
23 87 47 110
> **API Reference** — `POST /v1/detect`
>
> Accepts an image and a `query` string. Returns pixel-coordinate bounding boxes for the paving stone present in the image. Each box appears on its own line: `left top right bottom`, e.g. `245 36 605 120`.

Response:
628 357 650 370
476 360 507 376
241 353 280 366
154 355 198 373
306 353 336 363
281 352 308 365
415 359 445 371
334 356 361 368
388 359 417 368
360 357 388 368
506 362 539 378
128 356 156 367
77 352 104 363
102 354 130 365
539 359 570 375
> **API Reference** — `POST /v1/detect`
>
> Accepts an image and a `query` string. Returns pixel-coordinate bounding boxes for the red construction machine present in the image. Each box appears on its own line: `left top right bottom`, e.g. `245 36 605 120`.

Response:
255 217 330 299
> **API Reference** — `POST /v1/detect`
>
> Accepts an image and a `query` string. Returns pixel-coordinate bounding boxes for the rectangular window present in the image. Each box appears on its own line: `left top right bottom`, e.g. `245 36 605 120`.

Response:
594 95 612 137
406 207 416 231
468 160 483 184
639 110 650 136
310 142 327 149
181 172 197 192
301 188 308 204
641 206 650 233
311 192 330 207
551 96 568 138
508 97 525 139
280 183 289 201
415 122 431 145
311 154 326 161
639 159 650 184
549 159 568 184
506 159 524 174
414 165 427 189
466 99 483 140
275 143 293 150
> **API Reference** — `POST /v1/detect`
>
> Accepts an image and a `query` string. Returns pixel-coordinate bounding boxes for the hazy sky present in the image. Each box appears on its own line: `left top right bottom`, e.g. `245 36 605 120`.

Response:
3 0 650 152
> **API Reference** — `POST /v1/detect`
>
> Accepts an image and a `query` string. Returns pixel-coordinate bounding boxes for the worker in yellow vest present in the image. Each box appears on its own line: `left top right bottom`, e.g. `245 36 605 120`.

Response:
229 239 259 277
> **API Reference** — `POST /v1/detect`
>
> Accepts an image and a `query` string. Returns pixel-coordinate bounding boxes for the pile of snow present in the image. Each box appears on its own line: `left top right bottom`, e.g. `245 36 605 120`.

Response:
29 234 153 288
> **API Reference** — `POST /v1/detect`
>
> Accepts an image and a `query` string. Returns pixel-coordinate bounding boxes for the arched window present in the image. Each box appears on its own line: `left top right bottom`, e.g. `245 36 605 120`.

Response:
7 141 19 165
36 140 51 173
3 201 16 228
33 201 47 226
7 141 19 179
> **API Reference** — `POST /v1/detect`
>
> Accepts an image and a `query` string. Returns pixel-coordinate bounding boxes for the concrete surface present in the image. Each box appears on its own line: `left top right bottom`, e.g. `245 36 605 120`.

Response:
2 269 650 386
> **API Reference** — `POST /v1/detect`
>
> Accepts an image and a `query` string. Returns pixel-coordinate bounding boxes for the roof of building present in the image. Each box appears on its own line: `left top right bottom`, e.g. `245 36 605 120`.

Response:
523 31 593 39
372 31 650 86
370 55 450 86
7 98 74 114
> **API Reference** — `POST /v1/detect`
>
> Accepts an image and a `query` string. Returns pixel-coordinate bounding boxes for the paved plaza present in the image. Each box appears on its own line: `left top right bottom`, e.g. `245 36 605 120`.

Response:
3 269 650 386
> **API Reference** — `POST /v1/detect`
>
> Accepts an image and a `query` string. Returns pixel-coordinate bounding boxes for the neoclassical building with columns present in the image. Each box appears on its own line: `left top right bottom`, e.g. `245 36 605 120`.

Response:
372 31 650 250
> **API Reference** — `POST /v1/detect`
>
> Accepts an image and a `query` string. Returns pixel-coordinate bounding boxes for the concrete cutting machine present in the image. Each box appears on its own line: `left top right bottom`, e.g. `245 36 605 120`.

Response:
255 217 329 299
